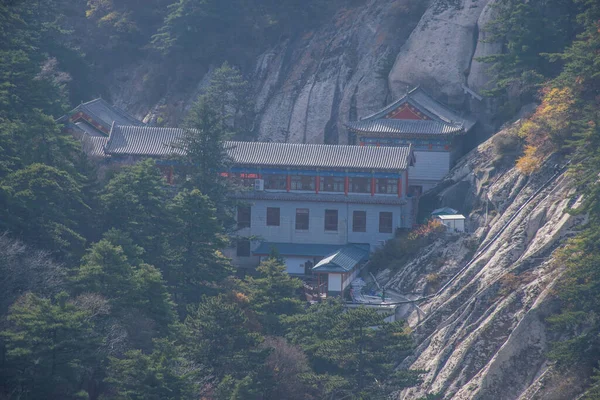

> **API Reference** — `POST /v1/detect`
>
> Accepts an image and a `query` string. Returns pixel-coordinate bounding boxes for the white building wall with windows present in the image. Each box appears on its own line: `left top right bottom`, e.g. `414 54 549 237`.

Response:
226 198 407 268
248 199 404 246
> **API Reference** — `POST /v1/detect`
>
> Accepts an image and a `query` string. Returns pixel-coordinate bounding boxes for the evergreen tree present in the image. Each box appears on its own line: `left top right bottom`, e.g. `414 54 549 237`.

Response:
285 300 421 399
183 295 271 393
203 62 253 139
244 258 303 334
73 234 176 349
0 163 89 259
99 159 170 267
167 189 233 305
105 339 201 400
173 97 234 226
0 292 101 400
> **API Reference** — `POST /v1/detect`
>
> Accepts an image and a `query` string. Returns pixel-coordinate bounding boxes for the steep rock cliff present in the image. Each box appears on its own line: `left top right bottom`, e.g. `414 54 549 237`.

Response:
377 128 587 399
108 0 501 143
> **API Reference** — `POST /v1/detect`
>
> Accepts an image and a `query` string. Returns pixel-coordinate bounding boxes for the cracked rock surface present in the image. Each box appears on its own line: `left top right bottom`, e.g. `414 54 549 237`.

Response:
381 129 587 399
108 0 498 143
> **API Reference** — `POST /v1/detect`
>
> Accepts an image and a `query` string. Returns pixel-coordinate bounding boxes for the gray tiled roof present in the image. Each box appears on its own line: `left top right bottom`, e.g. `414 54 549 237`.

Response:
105 125 185 157
78 98 143 129
74 121 106 137
81 136 109 158
230 191 408 206
105 125 413 171
225 141 413 171
346 87 476 136
58 98 143 136
346 119 463 136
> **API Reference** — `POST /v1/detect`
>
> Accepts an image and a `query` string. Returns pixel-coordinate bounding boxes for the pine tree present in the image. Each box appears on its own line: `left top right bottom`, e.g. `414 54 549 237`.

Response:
183 295 270 387
73 234 176 349
99 159 170 267
244 258 303 334
0 163 89 259
105 339 201 400
0 292 101 400
284 300 421 399
167 189 233 306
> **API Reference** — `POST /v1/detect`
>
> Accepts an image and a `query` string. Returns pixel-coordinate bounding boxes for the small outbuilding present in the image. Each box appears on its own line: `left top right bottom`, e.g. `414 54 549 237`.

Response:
312 244 370 297
431 207 458 216
435 214 466 232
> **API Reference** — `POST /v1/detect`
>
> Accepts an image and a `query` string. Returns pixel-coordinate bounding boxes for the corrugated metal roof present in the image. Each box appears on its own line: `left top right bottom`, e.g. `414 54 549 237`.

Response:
346 119 463 135
431 207 458 215
230 191 407 206
436 214 465 220
350 87 476 135
105 125 413 171
312 244 369 273
253 242 344 257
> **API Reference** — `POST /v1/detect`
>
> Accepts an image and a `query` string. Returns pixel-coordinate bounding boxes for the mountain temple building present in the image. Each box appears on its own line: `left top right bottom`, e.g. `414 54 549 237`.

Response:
57 98 144 158
100 125 415 293
346 87 476 194
59 95 477 296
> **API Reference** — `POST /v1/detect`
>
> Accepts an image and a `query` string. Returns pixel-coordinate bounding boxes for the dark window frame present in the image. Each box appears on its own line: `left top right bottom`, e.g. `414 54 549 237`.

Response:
320 176 345 192
349 177 370 193
290 175 315 191
352 210 367 232
379 212 393 233
295 208 310 230
266 207 280 226
324 209 338 231
236 239 251 257
237 206 251 229
376 178 398 194
264 174 287 190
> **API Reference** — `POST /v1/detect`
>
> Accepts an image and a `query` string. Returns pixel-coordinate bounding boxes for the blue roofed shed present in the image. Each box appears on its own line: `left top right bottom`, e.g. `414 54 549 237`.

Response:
312 244 369 297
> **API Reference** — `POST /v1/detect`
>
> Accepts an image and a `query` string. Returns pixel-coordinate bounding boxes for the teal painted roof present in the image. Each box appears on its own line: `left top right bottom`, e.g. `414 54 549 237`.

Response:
431 207 458 216
312 244 369 273
253 242 344 257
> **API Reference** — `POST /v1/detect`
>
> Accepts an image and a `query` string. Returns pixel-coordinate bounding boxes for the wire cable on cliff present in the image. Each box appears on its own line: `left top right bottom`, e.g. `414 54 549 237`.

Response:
360 160 571 307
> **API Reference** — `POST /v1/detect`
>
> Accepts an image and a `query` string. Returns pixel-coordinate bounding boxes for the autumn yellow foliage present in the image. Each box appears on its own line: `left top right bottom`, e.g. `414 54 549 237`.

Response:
516 145 542 174
515 87 575 174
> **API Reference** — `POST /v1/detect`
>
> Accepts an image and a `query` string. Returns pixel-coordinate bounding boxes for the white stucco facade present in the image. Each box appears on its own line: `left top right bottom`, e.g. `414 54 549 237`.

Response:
226 196 410 270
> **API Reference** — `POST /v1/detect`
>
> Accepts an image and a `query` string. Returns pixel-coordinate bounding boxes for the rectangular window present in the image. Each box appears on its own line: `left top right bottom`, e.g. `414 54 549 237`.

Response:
237 206 251 229
236 239 251 257
295 208 309 230
264 174 287 190
266 207 280 226
290 175 315 191
349 177 370 193
324 209 338 231
352 211 367 232
320 176 345 192
379 212 393 233
376 178 398 194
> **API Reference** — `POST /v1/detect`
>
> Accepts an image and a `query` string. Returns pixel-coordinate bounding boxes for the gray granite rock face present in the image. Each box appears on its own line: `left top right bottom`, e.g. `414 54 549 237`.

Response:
388 0 493 107
251 0 427 144
382 127 587 399
108 0 505 144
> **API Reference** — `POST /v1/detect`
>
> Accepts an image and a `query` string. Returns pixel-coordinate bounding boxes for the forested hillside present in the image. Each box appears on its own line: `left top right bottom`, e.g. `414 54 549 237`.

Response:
0 2 424 400
1 0 600 399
